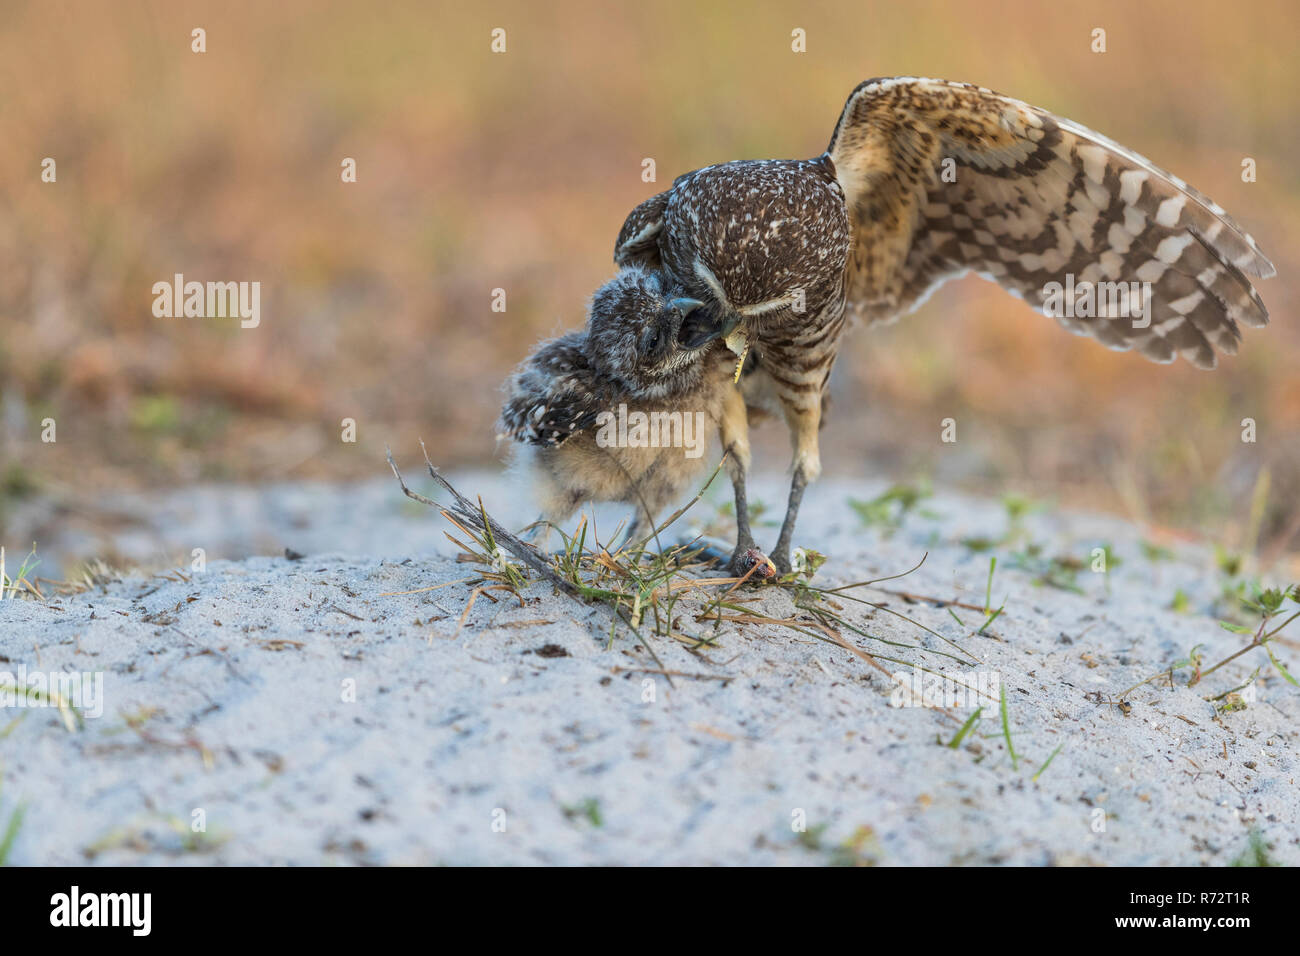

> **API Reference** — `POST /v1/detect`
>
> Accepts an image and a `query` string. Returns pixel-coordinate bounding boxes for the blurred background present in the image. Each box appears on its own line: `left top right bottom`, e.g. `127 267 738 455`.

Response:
0 0 1296 573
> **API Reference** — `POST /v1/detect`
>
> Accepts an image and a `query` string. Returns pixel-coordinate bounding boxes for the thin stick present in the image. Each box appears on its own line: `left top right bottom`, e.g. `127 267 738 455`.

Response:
379 578 476 597
822 552 929 593
610 666 734 682
386 444 582 598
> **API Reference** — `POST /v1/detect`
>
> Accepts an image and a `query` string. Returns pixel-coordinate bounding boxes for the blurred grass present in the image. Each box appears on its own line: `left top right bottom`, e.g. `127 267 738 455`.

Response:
0 0 1296 557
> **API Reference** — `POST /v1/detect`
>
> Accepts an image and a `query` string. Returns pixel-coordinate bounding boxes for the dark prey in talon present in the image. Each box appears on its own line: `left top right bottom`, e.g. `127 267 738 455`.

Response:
499 266 771 559
735 548 777 583
607 76 1275 575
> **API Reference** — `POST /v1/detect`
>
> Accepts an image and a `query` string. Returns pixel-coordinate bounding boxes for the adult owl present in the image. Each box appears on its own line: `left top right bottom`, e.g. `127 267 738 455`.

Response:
612 76 1274 574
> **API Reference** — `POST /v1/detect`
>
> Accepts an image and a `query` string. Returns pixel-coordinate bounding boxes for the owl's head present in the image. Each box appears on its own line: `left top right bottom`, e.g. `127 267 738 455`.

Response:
586 266 712 397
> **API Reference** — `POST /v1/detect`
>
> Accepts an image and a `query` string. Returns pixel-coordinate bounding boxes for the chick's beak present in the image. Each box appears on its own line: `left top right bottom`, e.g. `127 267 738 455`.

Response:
673 298 733 350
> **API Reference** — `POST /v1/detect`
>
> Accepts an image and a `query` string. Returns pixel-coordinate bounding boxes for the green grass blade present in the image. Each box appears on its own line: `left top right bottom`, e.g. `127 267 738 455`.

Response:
999 685 1018 770
1032 744 1063 781
945 708 983 749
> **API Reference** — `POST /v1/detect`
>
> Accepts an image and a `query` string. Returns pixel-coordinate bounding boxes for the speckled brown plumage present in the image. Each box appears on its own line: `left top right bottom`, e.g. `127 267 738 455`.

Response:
607 76 1275 572
827 77 1273 368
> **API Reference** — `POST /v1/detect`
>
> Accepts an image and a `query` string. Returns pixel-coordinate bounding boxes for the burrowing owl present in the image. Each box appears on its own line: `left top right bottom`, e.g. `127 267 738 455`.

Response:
498 266 753 549
611 76 1274 574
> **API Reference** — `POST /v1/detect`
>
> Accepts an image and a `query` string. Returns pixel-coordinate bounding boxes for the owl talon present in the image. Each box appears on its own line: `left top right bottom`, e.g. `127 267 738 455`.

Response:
771 548 793 577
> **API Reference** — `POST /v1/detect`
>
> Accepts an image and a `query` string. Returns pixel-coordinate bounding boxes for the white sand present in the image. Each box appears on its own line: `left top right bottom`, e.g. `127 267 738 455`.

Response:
0 470 1296 865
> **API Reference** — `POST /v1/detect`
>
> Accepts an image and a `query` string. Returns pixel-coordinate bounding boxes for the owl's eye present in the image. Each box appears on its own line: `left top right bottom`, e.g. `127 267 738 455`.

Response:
640 327 661 356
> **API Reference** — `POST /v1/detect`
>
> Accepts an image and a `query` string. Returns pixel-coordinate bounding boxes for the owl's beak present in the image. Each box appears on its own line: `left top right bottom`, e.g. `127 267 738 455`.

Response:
677 303 740 350
669 298 709 350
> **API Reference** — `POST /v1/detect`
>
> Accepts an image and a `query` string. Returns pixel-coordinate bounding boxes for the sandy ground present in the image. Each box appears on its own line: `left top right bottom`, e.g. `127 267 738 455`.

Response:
0 468 1297 865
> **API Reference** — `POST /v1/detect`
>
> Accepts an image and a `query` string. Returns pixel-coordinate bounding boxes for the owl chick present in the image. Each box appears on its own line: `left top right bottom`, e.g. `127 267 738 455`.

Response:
499 266 753 553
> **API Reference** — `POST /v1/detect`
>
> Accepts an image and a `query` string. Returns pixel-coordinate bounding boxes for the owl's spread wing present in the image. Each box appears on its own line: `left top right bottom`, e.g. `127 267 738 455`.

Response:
614 191 670 269
498 332 607 446
827 77 1274 368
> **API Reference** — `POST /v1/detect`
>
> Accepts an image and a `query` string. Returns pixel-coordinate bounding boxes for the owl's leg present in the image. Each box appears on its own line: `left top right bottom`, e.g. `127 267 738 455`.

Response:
523 514 553 552
617 468 675 557
718 383 758 575
619 509 650 553
772 468 809 575
771 395 823 576
729 474 757 569
527 470 584 556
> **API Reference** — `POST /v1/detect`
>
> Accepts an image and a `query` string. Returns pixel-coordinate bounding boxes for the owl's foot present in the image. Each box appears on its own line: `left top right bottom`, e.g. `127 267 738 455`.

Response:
522 517 553 554
727 526 758 577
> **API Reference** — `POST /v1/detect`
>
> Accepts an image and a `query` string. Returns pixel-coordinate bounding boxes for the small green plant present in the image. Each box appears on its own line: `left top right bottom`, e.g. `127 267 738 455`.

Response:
1093 543 1121 574
796 823 882 866
999 685 1019 770
796 822 829 852
828 825 883 867
1208 585 1299 688
0 545 42 601
562 798 603 828
129 394 181 433
1 463 38 500
0 769 26 866
1217 692 1248 714
1214 544 1244 578
1139 540 1174 563
1005 545 1086 594
1001 493 1042 531
957 494 1043 554
83 815 229 858
1174 644 1206 683
1039 554 1085 593
978 557 1005 635
847 479 933 537
1032 744 1063 782
1115 586 1298 705
1214 578 1254 625
790 547 828 578
983 557 997 613
717 498 769 525
1230 828 1278 867
942 708 983 749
